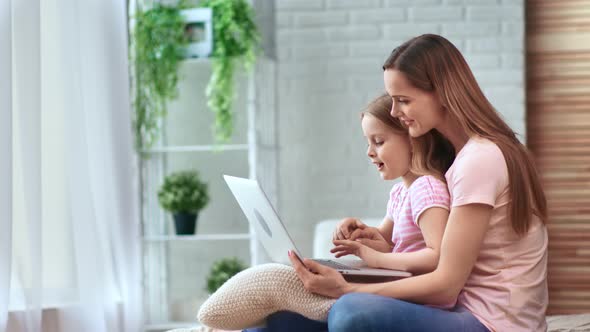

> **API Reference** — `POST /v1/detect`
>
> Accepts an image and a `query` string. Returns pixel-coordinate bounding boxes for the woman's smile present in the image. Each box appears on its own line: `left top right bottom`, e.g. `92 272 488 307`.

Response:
402 119 414 127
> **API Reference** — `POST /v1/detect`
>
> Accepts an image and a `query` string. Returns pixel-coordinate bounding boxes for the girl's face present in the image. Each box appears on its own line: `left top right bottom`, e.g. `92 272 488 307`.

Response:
383 69 445 138
361 114 411 180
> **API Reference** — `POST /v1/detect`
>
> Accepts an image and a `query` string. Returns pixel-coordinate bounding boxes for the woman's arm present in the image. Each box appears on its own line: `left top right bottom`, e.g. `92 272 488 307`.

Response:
290 203 492 306
332 207 448 274
346 204 491 305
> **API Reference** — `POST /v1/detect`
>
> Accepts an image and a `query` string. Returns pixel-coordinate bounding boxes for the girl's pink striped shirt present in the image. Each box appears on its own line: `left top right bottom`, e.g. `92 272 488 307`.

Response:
386 175 451 254
385 175 454 309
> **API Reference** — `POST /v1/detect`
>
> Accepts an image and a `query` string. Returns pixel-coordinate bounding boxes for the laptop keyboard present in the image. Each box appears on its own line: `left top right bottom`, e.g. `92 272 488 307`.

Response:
313 259 360 270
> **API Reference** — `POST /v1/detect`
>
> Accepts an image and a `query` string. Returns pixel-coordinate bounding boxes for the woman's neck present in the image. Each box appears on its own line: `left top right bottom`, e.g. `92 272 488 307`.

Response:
436 116 470 153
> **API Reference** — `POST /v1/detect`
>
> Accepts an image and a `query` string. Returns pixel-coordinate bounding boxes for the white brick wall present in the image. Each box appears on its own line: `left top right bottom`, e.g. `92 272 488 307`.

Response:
274 0 525 258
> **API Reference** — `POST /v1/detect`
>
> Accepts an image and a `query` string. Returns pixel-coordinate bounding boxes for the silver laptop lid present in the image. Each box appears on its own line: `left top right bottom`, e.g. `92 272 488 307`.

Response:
223 175 302 265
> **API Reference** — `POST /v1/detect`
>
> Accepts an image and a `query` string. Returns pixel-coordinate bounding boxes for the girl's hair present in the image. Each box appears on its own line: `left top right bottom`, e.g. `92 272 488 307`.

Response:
362 94 455 182
382 34 547 235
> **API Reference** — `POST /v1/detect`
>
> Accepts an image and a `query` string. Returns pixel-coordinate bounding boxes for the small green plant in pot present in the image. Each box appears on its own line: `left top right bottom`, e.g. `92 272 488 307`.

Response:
158 170 209 235
206 257 247 294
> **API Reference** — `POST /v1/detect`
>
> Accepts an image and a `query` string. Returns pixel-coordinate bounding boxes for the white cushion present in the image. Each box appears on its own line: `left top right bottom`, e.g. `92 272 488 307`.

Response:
197 263 335 330
196 218 383 331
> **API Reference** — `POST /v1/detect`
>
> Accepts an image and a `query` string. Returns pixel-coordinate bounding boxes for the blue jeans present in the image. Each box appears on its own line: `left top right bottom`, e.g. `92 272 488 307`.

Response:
244 293 490 332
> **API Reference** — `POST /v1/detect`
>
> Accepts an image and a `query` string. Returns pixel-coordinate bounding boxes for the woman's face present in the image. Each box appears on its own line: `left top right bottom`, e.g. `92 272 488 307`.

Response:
361 114 411 181
383 69 445 138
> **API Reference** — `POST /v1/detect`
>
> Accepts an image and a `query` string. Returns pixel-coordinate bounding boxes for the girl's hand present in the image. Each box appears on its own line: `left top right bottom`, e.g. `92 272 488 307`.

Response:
288 251 351 298
345 227 393 253
331 240 380 267
332 217 367 241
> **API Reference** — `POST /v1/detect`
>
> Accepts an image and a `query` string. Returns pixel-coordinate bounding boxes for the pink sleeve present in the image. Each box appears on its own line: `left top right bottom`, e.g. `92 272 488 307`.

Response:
409 176 450 225
450 144 507 208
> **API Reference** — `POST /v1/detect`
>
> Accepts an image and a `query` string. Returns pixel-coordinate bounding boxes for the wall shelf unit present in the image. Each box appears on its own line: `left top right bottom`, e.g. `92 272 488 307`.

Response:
138 56 277 331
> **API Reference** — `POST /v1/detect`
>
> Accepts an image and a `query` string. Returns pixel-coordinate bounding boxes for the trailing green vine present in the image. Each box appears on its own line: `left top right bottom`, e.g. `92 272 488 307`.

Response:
132 2 189 151
201 0 260 142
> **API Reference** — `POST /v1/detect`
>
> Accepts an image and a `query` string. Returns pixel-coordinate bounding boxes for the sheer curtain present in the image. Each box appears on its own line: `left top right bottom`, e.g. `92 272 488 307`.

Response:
1 0 142 331
0 0 13 330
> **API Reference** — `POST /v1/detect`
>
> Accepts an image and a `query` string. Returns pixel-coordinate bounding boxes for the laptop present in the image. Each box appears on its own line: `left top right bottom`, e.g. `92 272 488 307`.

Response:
223 175 411 278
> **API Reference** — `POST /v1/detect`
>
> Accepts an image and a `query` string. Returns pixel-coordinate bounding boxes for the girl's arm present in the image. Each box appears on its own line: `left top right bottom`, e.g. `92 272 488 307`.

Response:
333 207 448 274
332 217 394 253
376 216 394 242
355 216 395 252
290 203 492 306
373 206 447 274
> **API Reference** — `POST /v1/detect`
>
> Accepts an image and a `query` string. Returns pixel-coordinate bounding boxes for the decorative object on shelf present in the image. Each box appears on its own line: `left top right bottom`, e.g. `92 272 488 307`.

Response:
131 2 190 152
181 7 213 58
200 0 261 143
206 257 248 294
158 170 209 235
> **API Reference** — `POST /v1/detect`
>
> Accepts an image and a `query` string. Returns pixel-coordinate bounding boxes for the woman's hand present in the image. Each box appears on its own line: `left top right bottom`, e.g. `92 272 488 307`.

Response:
288 251 351 299
332 217 367 241
331 239 380 267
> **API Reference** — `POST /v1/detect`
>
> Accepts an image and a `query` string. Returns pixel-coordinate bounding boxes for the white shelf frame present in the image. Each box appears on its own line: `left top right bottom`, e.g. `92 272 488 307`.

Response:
137 61 260 331
142 144 248 153
144 322 201 331
143 233 251 241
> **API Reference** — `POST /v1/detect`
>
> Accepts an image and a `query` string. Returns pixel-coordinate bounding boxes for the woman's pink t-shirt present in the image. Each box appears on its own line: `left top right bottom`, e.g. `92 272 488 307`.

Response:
445 137 548 332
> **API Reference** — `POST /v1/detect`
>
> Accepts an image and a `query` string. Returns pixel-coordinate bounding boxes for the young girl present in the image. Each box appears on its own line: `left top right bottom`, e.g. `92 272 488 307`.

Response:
198 94 457 331
330 94 454 277
288 34 548 332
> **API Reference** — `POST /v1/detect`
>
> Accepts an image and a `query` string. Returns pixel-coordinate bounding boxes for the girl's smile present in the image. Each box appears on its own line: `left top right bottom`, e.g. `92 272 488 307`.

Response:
375 162 384 171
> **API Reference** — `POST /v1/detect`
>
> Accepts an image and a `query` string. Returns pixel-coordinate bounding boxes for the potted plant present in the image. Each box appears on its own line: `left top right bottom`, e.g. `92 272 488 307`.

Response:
200 0 261 142
158 170 210 235
206 257 247 294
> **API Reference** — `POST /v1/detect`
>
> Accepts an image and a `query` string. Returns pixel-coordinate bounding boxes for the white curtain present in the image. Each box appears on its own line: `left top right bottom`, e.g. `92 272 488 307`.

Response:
1 0 142 331
0 0 14 330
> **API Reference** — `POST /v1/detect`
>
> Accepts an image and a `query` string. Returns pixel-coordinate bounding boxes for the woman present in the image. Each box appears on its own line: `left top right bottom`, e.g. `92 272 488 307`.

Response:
285 34 548 332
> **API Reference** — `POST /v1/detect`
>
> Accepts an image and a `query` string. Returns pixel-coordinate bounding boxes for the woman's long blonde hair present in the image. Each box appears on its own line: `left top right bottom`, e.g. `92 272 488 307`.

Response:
383 34 546 235
363 94 455 182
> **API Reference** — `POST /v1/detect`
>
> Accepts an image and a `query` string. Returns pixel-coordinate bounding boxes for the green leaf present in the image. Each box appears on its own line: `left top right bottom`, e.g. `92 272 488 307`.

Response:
200 0 261 143
132 3 190 152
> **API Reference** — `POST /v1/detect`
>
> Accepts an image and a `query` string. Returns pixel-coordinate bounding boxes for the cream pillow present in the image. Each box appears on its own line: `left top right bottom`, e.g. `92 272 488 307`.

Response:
197 263 335 330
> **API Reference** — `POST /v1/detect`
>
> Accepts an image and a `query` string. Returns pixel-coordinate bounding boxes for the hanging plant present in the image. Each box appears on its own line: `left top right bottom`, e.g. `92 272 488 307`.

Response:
200 0 260 142
132 2 189 151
